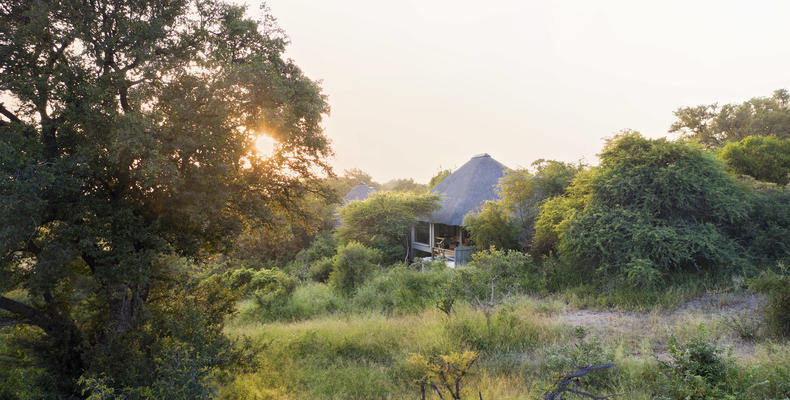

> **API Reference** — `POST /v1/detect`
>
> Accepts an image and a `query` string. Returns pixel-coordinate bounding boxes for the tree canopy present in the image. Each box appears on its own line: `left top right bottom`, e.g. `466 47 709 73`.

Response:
0 0 330 396
670 89 790 148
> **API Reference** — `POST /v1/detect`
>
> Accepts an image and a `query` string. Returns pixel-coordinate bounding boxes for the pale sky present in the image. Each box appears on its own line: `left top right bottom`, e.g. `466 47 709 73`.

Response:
248 0 790 183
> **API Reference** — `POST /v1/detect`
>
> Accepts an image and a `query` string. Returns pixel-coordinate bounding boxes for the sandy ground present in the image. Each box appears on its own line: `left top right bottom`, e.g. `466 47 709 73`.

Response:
554 293 766 359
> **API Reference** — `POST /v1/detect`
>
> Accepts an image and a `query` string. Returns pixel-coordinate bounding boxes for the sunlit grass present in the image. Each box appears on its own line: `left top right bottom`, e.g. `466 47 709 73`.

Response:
220 291 790 399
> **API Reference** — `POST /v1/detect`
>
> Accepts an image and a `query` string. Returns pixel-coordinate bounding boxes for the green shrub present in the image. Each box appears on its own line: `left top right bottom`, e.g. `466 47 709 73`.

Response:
542 133 752 285
719 135 790 185
285 233 338 279
750 267 790 337
659 335 734 400
308 257 334 283
445 306 555 353
353 264 452 314
249 269 298 312
329 242 382 295
281 283 343 320
544 327 617 389
468 248 545 294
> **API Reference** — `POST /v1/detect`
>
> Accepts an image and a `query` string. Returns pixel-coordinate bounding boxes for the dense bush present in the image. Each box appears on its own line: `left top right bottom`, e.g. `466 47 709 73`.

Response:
329 242 382 294
336 192 439 264
353 264 453 314
740 184 790 263
285 233 338 279
659 336 735 400
539 133 753 285
544 327 617 389
750 267 790 338
719 135 790 185
463 201 521 251
309 257 335 283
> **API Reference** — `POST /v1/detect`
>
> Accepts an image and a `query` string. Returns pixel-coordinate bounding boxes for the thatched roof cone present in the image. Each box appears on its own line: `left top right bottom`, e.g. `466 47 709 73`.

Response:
425 153 508 226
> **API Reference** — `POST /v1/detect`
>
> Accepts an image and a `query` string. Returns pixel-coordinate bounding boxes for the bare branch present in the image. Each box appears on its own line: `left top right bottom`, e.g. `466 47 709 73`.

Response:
0 296 49 330
0 102 21 123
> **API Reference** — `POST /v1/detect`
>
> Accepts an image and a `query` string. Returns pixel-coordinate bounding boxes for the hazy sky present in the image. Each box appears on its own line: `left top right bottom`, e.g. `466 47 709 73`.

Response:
247 0 790 183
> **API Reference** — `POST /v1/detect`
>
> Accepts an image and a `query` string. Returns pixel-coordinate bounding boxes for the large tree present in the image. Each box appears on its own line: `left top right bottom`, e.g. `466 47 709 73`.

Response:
670 89 790 148
0 0 330 396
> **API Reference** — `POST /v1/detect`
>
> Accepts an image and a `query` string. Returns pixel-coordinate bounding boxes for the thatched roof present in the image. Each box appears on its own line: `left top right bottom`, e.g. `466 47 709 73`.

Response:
342 182 377 204
424 153 508 226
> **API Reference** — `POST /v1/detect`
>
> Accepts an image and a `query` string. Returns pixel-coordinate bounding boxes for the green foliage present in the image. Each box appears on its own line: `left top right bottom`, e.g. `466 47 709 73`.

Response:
0 326 55 399
462 201 521 250
353 264 453 315
380 178 427 193
428 168 453 189
659 336 735 400
719 135 790 185
550 132 752 284
671 89 790 148
329 242 382 295
309 257 335 283
544 327 617 389
464 161 582 251
750 267 790 338
249 269 298 313
741 184 790 262
0 0 329 394
336 191 440 263
286 232 338 280
406 350 478 400
532 168 596 256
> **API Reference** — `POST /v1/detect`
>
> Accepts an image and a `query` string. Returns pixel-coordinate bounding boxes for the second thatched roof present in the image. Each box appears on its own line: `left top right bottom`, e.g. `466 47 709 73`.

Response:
342 182 377 204
425 153 508 226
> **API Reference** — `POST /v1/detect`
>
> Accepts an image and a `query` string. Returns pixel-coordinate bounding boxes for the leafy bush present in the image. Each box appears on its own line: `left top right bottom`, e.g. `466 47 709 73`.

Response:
659 335 734 400
543 133 752 284
469 248 544 294
544 327 617 389
463 201 521 251
250 269 298 312
353 264 452 314
719 135 790 185
750 267 790 337
282 283 343 320
329 242 382 295
336 192 440 264
308 257 334 283
285 233 338 279
226 268 297 313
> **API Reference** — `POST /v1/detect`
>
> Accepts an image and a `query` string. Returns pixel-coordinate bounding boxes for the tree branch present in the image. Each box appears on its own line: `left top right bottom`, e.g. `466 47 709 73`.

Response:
0 296 50 330
0 102 21 123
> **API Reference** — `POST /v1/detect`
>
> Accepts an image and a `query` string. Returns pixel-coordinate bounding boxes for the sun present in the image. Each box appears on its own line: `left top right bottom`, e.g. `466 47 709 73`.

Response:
254 134 277 158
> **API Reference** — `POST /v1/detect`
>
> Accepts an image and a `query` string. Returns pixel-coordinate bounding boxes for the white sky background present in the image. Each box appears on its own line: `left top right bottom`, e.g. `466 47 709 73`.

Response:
246 0 790 183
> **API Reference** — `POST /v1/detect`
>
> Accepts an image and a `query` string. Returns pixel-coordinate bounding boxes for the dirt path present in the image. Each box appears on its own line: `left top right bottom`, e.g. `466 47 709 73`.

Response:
553 293 765 358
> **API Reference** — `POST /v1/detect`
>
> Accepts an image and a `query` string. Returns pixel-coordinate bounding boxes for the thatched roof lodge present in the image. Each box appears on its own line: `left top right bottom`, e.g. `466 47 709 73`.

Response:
342 182 377 204
412 153 508 265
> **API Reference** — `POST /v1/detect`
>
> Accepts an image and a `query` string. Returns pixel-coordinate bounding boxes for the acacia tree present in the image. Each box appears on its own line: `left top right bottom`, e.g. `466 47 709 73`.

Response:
0 0 330 395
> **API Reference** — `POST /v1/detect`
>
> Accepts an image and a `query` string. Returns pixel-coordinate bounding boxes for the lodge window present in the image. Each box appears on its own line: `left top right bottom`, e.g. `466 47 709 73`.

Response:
415 221 430 244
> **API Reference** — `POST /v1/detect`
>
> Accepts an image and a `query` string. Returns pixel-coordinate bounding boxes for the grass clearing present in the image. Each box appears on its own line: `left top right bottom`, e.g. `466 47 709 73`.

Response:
220 290 790 399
